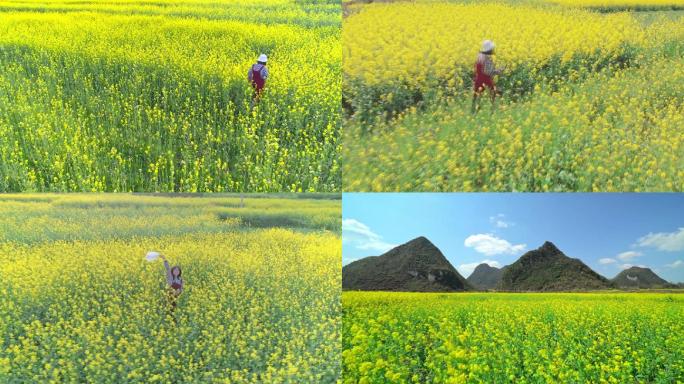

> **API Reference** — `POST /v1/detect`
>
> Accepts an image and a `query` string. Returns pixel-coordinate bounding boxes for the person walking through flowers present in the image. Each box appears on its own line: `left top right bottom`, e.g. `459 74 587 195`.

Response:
248 53 269 107
159 254 183 314
472 40 505 114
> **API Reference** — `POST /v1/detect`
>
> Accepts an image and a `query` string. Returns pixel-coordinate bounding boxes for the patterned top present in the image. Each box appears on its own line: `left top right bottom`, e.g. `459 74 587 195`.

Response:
247 63 269 81
477 53 497 77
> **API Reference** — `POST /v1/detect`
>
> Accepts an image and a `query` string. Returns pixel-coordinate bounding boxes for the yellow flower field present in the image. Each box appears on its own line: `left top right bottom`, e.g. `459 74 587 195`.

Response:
0 194 341 382
0 0 341 192
343 292 684 383
344 3 642 87
342 1 684 192
344 58 684 192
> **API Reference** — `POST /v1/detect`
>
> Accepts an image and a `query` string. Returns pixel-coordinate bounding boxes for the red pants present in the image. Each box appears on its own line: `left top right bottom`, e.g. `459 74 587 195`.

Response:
474 77 495 94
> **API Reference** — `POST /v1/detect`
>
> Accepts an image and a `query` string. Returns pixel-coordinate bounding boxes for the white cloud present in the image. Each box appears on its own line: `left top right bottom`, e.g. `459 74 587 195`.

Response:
489 214 514 229
342 219 373 241
637 228 684 252
342 219 396 253
666 260 683 268
458 260 502 277
617 251 642 262
464 234 526 256
599 258 617 265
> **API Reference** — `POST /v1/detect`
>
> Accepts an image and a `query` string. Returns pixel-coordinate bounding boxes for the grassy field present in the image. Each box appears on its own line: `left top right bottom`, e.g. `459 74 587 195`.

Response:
343 292 684 383
0 0 341 192
342 0 684 191
0 194 341 383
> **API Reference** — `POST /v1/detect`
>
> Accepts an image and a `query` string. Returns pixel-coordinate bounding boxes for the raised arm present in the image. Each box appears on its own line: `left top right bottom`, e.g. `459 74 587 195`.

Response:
160 255 173 284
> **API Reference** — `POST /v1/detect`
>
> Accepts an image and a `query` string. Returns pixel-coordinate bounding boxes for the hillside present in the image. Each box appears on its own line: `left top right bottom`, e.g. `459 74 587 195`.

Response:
467 263 505 290
342 236 472 292
498 241 612 291
612 266 674 289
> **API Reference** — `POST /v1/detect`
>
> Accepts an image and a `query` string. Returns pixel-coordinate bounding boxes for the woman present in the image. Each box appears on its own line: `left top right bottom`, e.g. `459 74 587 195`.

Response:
248 53 269 107
160 254 183 312
472 39 505 114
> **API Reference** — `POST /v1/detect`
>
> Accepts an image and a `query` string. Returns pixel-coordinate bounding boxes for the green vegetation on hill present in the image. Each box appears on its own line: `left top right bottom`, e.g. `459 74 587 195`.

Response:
612 266 675 289
498 242 613 291
342 236 472 291
467 263 505 290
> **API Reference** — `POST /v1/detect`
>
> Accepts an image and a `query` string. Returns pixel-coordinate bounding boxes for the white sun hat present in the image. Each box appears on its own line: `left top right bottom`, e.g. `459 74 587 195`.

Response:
145 251 160 261
258 54 268 63
481 40 495 53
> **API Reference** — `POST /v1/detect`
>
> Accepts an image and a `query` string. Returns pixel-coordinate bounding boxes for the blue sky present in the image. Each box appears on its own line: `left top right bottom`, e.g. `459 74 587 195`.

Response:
343 193 684 283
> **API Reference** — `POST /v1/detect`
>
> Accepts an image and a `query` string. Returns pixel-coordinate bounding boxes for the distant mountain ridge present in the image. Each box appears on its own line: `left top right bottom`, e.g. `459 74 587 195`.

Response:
344 237 679 292
467 263 505 290
612 266 674 289
342 236 472 292
497 241 613 291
